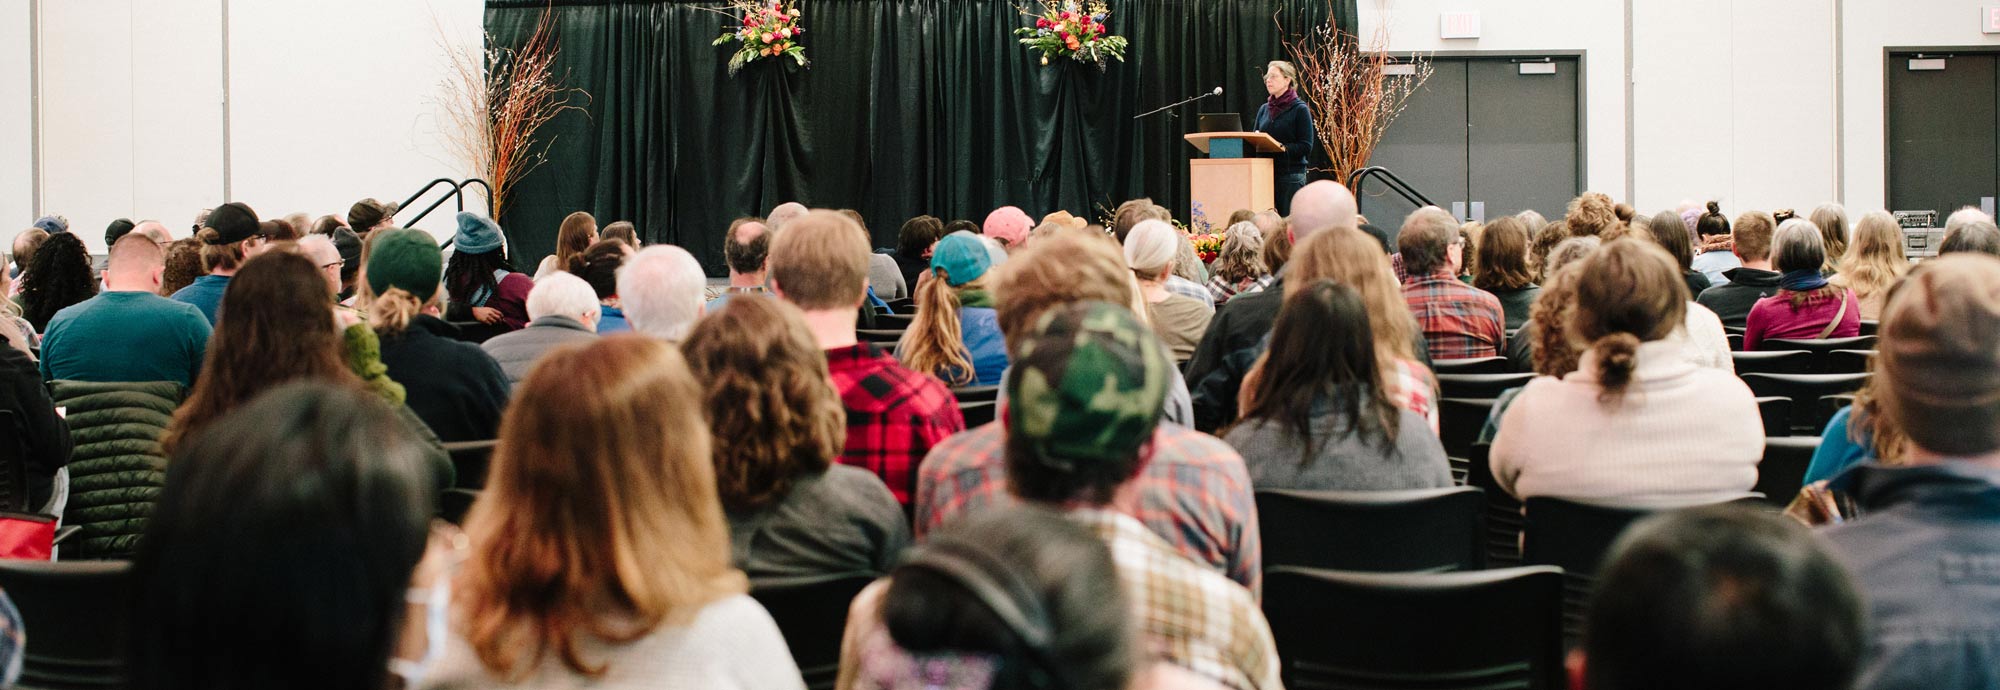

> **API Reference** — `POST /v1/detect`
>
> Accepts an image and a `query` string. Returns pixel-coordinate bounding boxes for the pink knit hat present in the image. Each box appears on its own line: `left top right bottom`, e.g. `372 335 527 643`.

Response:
982 206 1034 246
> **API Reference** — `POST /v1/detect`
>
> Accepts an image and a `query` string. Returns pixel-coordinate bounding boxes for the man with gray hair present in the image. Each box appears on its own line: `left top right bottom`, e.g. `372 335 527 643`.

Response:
297 235 347 297
1400 206 1504 359
1940 216 2000 258
616 245 707 342
480 271 601 384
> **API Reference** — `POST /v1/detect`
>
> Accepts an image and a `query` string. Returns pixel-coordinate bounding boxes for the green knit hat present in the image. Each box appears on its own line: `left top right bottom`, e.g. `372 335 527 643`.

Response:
1005 300 1170 467
365 228 443 301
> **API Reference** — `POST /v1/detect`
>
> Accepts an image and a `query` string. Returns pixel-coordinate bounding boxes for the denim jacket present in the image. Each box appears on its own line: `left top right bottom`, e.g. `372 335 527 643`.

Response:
1822 462 2000 690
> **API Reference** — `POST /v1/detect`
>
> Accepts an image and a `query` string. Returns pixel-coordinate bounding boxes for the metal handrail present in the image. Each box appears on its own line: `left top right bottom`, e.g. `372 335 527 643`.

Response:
395 177 494 250
1346 166 1435 209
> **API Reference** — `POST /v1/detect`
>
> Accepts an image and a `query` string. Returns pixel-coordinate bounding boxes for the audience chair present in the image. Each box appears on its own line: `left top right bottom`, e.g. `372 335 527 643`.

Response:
1724 325 1746 336
1758 336 1878 373
443 320 506 345
1825 349 1874 375
1858 319 1878 336
1753 397 1794 437
440 488 480 526
1727 333 1744 352
958 400 997 428
1437 373 1535 400
0 410 30 513
1731 350 1813 376
1463 445 1522 567
1521 496 1657 647
1255 487 1487 573
875 313 914 330
856 329 906 346
1432 357 1510 375
0 560 130 689
443 439 498 490
750 573 876 690
1741 373 1872 434
1439 398 1497 461
1753 436 1821 510
950 385 1000 404
1264 565 1565 690
884 297 916 314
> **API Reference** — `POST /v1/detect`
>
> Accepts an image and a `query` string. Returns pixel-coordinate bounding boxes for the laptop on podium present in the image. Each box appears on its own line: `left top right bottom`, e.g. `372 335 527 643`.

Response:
1198 113 1242 133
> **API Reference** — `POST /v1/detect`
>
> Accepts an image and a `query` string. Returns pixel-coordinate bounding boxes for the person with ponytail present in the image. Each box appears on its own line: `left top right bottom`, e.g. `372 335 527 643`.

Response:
170 201 266 325
1256 60 1315 216
897 231 1008 386
1124 220 1214 361
1742 219 1861 350
533 210 597 279
368 228 511 443
1491 240 1762 507
1689 201 1741 286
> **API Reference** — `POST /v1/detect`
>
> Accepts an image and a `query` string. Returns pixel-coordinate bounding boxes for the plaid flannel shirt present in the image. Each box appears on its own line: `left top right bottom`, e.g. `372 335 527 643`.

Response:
1076 509 1282 690
1166 275 1218 310
825 342 966 506
1206 274 1272 307
1403 269 1506 360
914 422 1263 595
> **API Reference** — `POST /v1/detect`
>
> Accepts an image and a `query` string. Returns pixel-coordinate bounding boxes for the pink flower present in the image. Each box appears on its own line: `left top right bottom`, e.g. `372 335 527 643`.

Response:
762 32 775 42
794 26 803 34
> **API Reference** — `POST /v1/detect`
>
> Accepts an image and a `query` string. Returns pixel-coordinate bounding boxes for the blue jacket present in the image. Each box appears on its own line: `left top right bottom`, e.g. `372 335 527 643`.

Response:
1805 406 1874 484
1254 98 1315 174
1823 462 2000 690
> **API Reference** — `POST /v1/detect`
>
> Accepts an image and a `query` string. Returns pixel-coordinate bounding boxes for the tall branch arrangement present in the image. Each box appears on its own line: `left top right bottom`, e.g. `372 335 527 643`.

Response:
1277 1 1431 183
438 9 588 218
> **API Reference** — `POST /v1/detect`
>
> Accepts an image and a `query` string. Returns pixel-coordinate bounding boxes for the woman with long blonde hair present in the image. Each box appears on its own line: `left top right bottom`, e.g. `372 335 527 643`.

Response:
897 231 1008 386
1268 227 1438 432
426 336 803 689
535 211 599 280
1828 210 1909 320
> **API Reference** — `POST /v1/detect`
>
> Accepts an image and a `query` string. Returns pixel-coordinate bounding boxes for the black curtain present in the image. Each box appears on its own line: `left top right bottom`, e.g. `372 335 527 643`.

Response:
487 0 1352 274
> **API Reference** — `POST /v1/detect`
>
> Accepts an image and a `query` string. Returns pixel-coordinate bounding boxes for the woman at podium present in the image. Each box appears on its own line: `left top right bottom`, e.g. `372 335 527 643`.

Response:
1256 60 1316 216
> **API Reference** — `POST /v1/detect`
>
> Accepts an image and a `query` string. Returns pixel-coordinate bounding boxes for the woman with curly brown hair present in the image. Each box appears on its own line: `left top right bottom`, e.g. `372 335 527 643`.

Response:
18 232 97 331
1565 192 1622 238
683 295 910 581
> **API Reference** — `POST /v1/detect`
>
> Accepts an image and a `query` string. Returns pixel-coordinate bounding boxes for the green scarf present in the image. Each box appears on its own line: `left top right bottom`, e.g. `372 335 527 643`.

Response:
958 288 994 308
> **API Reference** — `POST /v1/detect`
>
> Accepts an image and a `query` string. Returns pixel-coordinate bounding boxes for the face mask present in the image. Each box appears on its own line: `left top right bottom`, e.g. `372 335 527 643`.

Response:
390 577 451 688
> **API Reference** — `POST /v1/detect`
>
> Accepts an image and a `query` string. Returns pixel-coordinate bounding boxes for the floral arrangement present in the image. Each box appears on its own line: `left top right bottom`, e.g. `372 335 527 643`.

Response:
1190 231 1223 263
1015 0 1128 68
713 0 807 75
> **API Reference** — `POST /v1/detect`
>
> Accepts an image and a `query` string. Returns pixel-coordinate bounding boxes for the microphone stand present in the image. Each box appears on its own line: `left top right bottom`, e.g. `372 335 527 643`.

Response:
1134 89 1221 120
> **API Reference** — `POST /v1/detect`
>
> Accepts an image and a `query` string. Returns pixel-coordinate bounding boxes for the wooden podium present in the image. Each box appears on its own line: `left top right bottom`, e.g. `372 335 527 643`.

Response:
1184 132 1283 223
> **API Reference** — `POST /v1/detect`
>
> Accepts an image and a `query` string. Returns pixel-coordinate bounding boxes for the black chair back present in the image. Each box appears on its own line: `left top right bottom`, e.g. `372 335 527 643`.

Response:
0 560 130 689
1727 333 1744 352
1432 357 1510 375
1439 398 1497 460
1264 565 1565 690
1859 319 1879 336
1521 497 1657 646
875 313 915 329
1753 396 1794 437
750 573 876 690
1754 436 1821 509
884 297 916 314
1731 350 1813 376
1463 445 1522 567
1825 349 1874 375
1437 373 1536 400
0 410 29 513
1741 373 1872 434
443 439 498 490
1256 487 1486 572
950 385 1000 404
1758 336 1878 372
958 401 997 428
856 329 906 346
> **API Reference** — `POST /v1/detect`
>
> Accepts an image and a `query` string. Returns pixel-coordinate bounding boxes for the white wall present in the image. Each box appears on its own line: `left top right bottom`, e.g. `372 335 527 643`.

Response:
0 0 30 239
1842 2 2000 211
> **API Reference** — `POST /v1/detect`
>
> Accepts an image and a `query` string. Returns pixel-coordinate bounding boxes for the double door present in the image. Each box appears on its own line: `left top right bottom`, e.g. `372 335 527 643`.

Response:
1886 51 2000 220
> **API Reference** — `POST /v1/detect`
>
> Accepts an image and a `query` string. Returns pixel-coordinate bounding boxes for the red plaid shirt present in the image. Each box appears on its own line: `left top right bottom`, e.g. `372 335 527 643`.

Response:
825 342 965 506
1403 269 1506 360
914 422 1263 596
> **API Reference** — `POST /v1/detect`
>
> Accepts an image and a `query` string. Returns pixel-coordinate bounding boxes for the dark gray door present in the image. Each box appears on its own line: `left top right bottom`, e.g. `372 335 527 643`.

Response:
1467 59 1581 220
1886 53 1999 220
1359 60 1468 235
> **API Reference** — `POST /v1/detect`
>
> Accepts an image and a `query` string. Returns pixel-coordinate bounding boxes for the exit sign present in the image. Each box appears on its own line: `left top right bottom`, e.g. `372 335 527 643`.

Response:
1440 11 1480 39
1985 6 2000 34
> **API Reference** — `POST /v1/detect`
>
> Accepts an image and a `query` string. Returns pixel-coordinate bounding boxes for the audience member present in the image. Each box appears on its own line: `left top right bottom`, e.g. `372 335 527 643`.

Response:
31 215 66 235
1695 210 1780 328
1125 220 1214 361
367 228 511 443
429 337 802 689
1111 198 1171 242
1000 301 1279 690
346 198 398 235
1819 253 2000 688
1810 202 1849 275
893 215 944 292
1689 202 1739 285
1742 219 1861 349
1646 209 1710 298
1205 221 1269 306
534 210 597 279
1227 280 1450 491
847 211 911 303
600 219 639 249
1829 210 1910 320
683 295 910 581
921 233 1260 591
618 244 708 342
1459 221 1486 279
0 268 32 354
982 205 1033 250
40 234 210 387
158 237 205 297
1505 239 1600 377
570 239 633 333
1171 230 1209 285
900 231 1008 386
0 320 68 509
104 218 137 251
18 231 98 332
768 201 811 230
709 217 771 311
329 227 364 299
1473 216 1540 330
479 272 600 384
1399 206 1505 359
171 201 264 324
1938 217 2000 257
442 212 532 331
131 220 172 245
7 227 47 291
254 219 300 250
1565 192 1621 237
768 210 964 507
1494 240 1760 505
308 214 346 237
297 235 347 297
1576 505 1864 690
835 506 1135 690
129 383 447 690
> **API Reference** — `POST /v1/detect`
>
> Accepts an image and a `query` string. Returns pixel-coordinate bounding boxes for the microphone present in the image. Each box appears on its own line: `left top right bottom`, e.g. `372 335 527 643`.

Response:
1212 86 1223 96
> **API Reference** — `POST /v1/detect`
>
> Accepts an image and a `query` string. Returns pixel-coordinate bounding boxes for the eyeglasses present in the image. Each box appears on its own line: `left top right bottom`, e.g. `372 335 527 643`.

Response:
320 259 345 270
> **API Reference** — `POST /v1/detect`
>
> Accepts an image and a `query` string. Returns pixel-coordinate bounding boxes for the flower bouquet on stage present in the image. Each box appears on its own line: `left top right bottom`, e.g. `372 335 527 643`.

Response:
714 0 807 74
1015 0 1128 69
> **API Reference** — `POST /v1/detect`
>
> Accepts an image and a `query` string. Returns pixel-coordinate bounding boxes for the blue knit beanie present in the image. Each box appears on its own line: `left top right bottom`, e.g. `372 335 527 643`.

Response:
454 212 505 255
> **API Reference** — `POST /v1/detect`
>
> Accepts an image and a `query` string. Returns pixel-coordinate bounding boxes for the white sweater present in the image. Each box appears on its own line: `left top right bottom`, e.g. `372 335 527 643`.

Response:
1491 339 1763 508
1672 301 1733 372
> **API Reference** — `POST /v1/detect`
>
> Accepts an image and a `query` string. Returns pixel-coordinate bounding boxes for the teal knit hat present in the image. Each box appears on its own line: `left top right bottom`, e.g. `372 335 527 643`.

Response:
365 228 443 301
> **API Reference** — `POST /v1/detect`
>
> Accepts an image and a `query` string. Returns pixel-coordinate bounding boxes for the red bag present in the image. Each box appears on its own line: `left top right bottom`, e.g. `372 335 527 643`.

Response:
0 512 54 560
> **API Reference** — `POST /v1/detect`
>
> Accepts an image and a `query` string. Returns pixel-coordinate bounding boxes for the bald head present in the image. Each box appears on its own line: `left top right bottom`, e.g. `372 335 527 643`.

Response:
133 221 172 245
1288 181 1358 240
106 233 166 292
767 202 810 231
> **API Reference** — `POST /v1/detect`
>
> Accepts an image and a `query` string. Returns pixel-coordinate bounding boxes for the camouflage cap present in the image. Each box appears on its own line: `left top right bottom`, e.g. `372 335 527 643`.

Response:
1005 300 1170 468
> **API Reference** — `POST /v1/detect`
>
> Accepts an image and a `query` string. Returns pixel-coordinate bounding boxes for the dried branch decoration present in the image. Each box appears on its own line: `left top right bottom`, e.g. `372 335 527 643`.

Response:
438 7 589 218
1277 0 1431 182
